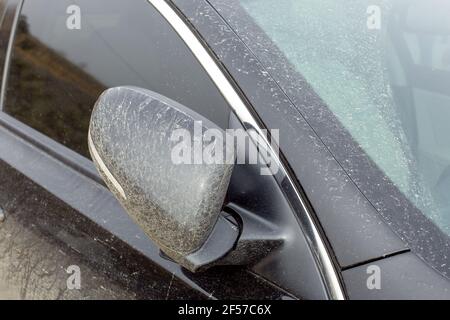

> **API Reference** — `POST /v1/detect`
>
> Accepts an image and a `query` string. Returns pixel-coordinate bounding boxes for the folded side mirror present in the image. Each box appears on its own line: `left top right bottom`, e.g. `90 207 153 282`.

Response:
88 86 238 271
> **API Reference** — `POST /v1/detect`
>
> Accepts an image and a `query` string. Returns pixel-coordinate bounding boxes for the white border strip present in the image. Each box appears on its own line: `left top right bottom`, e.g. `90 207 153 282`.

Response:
88 131 127 199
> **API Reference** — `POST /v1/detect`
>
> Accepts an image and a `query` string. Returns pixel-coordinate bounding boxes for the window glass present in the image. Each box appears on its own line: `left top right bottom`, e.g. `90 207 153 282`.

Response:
239 0 450 235
3 0 231 157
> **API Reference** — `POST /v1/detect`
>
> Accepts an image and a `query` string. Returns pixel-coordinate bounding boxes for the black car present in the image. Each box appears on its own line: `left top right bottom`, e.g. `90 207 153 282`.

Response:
0 0 449 300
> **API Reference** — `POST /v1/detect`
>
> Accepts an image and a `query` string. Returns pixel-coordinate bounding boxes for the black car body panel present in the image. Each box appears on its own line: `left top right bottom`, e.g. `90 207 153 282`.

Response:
343 252 450 299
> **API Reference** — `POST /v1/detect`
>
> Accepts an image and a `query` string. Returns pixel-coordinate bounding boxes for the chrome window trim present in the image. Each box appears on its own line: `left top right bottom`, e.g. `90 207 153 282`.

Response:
147 0 345 300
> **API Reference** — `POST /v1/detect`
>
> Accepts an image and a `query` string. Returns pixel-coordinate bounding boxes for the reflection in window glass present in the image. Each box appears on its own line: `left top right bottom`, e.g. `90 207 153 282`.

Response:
4 0 231 157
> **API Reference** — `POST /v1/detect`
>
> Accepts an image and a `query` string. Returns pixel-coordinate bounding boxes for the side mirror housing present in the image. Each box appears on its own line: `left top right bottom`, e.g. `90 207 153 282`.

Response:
88 86 237 271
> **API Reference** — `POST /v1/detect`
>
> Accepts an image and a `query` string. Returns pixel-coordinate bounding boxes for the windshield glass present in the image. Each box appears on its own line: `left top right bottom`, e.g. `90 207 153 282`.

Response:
238 0 450 237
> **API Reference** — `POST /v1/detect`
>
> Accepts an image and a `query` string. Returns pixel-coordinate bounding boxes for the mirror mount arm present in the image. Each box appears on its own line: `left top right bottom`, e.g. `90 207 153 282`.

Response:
165 205 284 273
181 212 239 272
217 204 284 267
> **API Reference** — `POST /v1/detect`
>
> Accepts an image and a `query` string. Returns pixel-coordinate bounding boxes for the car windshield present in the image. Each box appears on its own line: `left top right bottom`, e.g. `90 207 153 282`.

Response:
238 0 450 236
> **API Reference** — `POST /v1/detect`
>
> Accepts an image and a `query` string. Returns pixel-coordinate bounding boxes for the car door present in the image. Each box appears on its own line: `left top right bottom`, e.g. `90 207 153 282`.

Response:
0 0 325 299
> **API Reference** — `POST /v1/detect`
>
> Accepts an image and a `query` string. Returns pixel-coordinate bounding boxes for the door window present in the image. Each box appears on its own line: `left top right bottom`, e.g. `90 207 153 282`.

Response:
2 0 231 157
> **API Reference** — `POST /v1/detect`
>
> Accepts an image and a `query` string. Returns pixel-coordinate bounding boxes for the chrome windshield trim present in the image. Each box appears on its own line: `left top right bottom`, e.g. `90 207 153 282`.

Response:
147 0 345 300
